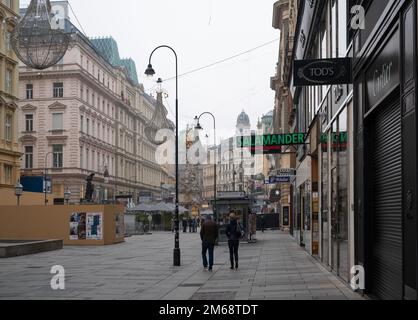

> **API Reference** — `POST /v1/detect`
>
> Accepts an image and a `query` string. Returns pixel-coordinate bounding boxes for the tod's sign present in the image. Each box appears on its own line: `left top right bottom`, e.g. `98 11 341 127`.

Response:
294 58 352 86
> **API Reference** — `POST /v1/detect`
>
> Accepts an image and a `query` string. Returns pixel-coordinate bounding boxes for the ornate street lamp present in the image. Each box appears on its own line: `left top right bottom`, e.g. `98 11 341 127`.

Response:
145 45 181 267
144 78 174 145
44 151 53 205
15 181 23 206
11 0 70 70
194 112 218 224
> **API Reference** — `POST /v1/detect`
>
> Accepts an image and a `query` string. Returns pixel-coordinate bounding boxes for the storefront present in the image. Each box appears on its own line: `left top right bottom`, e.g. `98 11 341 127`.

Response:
353 0 417 300
294 153 311 252
290 0 355 274
319 98 354 283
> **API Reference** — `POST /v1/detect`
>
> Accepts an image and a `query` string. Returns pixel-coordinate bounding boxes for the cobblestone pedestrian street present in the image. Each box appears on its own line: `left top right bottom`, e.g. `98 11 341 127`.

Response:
0 231 364 300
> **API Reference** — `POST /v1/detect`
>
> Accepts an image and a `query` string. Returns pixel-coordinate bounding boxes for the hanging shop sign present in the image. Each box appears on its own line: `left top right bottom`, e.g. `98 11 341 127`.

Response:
320 132 348 152
276 169 297 176
294 58 352 87
269 176 291 184
237 133 307 155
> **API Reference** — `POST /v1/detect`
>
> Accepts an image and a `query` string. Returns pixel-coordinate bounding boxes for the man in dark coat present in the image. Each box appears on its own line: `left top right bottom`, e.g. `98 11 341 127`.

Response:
226 213 243 270
200 215 219 272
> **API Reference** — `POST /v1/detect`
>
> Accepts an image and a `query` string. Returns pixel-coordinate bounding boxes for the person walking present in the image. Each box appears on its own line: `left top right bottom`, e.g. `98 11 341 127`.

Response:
182 218 187 233
192 218 197 233
226 213 243 270
200 215 219 272
188 217 193 233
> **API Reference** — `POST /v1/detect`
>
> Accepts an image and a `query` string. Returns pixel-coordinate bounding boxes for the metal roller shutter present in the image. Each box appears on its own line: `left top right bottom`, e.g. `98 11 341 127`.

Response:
370 99 403 300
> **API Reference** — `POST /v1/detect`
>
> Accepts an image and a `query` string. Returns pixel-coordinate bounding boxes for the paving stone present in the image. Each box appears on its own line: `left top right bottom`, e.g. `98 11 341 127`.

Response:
0 231 364 301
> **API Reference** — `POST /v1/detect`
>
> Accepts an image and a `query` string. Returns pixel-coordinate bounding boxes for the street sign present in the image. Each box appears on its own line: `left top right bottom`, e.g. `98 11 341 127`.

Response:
269 176 291 184
294 58 352 87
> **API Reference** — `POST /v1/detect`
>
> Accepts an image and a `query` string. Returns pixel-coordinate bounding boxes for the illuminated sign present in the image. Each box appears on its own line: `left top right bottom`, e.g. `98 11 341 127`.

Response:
237 133 307 155
321 132 348 152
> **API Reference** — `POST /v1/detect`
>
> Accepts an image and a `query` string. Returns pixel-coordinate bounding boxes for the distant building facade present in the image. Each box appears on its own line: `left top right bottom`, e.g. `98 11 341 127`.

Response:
17 4 171 204
0 0 20 191
270 0 297 230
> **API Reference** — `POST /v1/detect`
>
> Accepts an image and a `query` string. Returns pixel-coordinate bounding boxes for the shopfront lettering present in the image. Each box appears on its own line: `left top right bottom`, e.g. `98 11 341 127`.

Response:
309 66 335 77
294 58 352 87
366 28 399 111
373 62 392 97
238 133 307 149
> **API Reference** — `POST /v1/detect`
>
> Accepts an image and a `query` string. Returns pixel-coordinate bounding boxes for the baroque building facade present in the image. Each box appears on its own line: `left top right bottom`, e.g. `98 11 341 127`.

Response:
0 0 20 191
270 0 298 231
18 8 171 204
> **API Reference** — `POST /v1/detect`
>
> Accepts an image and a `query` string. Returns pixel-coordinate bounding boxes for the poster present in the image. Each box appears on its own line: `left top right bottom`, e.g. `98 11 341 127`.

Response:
86 213 103 240
70 213 102 240
70 213 86 240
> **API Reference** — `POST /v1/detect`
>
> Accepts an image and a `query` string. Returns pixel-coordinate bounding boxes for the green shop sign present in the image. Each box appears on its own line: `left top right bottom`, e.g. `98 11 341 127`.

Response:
320 132 348 144
237 133 307 154
321 132 348 152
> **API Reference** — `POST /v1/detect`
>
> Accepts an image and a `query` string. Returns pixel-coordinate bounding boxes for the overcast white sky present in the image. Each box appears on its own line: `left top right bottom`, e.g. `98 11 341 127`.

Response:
22 0 280 142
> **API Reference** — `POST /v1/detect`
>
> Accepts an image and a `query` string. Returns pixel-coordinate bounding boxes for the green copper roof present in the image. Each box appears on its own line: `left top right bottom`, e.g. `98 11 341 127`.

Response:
120 58 139 86
90 37 139 85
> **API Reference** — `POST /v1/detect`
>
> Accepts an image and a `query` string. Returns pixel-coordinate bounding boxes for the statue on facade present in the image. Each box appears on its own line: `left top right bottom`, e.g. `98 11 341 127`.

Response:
85 173 95 201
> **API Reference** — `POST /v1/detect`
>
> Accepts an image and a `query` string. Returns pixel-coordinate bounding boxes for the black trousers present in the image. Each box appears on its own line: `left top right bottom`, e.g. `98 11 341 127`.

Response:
228 240 239 266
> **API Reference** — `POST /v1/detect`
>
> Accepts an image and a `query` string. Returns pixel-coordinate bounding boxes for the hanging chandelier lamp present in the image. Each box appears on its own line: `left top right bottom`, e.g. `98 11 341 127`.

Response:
145 78 175 146
11 0 70 70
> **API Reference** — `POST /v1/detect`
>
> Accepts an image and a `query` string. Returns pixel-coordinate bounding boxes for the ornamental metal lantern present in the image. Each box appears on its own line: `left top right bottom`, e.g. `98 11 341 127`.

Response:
11 0 70 70
144 78 175 146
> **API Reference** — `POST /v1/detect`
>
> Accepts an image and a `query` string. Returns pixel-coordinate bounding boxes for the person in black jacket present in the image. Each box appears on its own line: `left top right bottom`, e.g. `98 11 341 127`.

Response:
225 213 243 270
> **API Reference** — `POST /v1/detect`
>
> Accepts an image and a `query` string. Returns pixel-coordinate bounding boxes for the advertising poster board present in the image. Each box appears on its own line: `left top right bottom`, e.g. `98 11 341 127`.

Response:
70 212 102 240
86 213 103 240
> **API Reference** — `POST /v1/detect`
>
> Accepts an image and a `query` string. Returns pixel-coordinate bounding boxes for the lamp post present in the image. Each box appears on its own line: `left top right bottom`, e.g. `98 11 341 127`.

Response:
64 187 71 205
145 45 180 267
104 167 110 184
194 112 218 224
103 166 110 203
44 152 53 206
15 181 23 206
129 175 137 207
